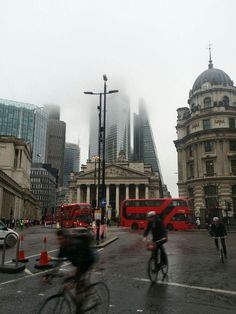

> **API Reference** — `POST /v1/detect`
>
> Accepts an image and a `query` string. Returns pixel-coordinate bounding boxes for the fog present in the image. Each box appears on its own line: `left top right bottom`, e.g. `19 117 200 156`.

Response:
1 0 236 196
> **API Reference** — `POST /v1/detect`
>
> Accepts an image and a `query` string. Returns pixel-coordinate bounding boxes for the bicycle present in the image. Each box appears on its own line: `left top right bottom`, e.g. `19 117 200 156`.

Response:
212 236 226 264
38 272 110 314
147 240 168 283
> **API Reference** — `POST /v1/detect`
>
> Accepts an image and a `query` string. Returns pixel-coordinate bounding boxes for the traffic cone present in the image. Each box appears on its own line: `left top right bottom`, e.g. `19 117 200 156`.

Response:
12 235 29 263
35 237 53 269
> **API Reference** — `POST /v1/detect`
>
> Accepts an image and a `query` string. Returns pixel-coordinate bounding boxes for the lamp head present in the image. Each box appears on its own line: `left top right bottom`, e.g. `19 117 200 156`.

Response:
103 74 108 82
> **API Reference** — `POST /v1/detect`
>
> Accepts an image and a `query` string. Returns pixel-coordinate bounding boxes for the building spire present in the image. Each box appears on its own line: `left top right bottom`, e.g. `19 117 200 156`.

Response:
208 43 213 69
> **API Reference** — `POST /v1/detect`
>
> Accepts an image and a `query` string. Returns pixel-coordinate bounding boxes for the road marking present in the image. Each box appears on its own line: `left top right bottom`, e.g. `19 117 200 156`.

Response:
17 290 22 293
5 249 59 264
24 268 33 275
133 277 236 296
0 248 104 287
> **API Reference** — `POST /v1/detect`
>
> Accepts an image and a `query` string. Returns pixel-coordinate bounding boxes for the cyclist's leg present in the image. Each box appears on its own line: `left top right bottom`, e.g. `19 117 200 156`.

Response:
221 238 227 257
214 238 219 251
160 245 168 265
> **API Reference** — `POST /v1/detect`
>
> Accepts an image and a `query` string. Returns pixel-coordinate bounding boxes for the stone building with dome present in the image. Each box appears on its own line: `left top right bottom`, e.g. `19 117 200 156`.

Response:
174 54 236 222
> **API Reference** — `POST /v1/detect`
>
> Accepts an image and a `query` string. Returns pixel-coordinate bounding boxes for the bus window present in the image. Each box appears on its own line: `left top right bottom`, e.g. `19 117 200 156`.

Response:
171 214 186 221
171 200 187 207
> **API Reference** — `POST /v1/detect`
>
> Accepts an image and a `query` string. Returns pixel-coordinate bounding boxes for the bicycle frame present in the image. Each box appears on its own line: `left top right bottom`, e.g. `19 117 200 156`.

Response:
212 236 225 263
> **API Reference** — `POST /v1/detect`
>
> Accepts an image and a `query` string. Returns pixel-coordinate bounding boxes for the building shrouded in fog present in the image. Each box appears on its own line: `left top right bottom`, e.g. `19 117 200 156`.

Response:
133 100 168 197
44 104 66 187
174 54 236 221
89 93 130 162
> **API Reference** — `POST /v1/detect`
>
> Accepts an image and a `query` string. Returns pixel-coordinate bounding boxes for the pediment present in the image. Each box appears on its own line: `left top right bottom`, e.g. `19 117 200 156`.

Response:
79 164 147 179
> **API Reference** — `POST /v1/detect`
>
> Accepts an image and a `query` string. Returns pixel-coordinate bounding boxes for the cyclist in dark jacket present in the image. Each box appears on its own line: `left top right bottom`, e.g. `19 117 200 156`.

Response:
210 217 227 258
143 211 168 264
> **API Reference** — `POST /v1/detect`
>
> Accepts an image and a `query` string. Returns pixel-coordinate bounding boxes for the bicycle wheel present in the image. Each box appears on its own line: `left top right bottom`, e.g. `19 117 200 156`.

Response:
38 293 72 314
80 282 110 314
220 248 224 264
148 257 158 283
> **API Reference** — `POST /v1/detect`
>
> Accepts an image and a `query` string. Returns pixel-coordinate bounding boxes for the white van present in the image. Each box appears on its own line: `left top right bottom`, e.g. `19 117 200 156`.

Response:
0 220 19 247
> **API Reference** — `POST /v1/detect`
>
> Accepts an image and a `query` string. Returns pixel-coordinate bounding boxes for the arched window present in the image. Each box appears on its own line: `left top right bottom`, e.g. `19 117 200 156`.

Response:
223 96 229 106
204 97 211 108
232 185 236 196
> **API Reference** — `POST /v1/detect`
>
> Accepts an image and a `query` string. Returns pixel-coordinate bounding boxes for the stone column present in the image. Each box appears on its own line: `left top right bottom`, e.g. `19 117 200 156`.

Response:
125 184 129 200
77 185 81 203
116 185 120 216
135 185 139 199
86 185 90 204
145 185 149 198
106 185 110 207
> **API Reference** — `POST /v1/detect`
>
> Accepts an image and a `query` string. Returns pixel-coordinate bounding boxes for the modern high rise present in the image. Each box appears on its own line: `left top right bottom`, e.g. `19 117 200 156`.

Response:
89 93 130 162
63 142 80 187
44 105 66 187
133 100 162 172
0 98 48 163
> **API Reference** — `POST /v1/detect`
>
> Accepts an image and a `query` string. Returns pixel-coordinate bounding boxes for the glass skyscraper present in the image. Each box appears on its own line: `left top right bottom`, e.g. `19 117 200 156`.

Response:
89 93 130 162
133 100 163 180
63 142 80 187
0 98 48 163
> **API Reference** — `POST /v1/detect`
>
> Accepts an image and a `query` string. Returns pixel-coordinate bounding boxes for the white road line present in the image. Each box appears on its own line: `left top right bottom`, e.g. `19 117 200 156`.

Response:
5 249 59 264
133 277 236 296
24 268 33 275
0 248 104 287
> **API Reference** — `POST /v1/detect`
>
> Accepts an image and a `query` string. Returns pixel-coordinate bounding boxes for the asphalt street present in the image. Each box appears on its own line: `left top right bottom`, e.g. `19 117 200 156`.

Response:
0 226 236 313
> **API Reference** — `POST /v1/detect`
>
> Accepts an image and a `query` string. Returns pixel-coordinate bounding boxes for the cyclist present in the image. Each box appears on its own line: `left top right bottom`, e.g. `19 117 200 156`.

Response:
210 217 227 259
143 211 168 265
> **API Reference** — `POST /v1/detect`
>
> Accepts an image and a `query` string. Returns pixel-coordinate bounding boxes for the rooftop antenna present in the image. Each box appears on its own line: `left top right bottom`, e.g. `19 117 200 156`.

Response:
208 42 213 69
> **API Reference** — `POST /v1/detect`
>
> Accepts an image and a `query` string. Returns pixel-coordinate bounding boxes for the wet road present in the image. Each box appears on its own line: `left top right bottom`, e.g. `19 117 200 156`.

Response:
0 226 236 313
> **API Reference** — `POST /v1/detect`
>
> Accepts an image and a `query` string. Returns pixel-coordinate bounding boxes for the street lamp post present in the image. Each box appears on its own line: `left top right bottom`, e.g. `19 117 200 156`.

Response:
84 77 118 237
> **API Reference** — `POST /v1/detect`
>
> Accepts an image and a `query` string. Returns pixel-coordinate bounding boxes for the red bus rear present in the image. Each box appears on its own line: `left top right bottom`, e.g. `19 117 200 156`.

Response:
60 203 92 228
120 198 195 231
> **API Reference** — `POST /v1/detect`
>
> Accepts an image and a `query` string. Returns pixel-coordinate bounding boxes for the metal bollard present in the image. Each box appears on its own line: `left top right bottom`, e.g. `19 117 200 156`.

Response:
0 234 25 273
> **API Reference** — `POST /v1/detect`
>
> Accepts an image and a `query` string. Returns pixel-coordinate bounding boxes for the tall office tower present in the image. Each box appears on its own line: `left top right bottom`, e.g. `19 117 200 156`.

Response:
0 98 48 163
89 93 131 162
133 100 164 181
63 142 80 187
44 104 66 187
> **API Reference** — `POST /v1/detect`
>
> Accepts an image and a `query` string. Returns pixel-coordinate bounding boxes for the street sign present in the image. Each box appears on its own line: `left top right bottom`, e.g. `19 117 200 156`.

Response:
101 199 106 206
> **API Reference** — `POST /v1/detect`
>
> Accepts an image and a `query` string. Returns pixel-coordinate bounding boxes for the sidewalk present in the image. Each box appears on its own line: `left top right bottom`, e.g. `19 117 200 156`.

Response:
91 225 120 248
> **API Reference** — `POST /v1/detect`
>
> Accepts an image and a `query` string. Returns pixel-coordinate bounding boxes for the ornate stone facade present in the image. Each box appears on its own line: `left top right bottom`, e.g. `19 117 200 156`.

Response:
174 58 236 221
68 159 161 217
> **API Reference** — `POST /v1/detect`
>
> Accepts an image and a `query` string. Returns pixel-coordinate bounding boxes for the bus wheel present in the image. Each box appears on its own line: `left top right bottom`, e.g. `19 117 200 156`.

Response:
167 223 173 231
131 223 138 230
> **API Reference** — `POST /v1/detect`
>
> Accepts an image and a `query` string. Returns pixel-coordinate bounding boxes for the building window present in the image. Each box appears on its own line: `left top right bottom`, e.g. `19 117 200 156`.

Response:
229 141 236 151
203 119 211 130
204 97 211 108
232 185 236 195
206 160 214 176
223 96 229 106
187 162 194 179
229 118 235 129
231 160 236 175
204 141 214 152
204 185 217 196
188 145 193 157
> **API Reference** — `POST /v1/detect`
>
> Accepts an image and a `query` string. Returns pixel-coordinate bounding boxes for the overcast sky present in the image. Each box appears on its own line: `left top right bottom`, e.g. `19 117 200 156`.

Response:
1 0 236 196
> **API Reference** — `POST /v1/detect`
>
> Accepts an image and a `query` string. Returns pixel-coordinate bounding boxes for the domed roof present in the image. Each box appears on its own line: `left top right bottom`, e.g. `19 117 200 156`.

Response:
192 60 234 93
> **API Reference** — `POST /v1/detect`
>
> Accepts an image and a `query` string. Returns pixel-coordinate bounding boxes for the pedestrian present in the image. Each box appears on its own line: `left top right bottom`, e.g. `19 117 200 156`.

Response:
196 217 201 230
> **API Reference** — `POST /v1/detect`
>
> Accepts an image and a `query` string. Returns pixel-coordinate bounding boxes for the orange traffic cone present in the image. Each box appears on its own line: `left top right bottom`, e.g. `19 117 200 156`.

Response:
12 235 29 263
35 237 53 269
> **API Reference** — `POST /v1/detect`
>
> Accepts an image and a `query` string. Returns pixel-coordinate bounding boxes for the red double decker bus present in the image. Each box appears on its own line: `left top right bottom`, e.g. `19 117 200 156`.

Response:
120 198 195 231
60 203 92 228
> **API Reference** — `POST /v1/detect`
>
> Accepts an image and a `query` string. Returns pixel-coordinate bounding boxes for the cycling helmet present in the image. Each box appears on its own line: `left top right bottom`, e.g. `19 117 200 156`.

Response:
213 217 219 222
146 211 156 218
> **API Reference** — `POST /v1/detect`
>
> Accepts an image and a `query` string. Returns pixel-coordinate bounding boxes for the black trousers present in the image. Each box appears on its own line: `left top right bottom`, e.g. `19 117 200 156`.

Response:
154 245 167 265
214 238 227 256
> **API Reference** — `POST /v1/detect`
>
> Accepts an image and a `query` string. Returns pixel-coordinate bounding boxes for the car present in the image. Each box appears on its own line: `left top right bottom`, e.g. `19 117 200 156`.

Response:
0 220 19 247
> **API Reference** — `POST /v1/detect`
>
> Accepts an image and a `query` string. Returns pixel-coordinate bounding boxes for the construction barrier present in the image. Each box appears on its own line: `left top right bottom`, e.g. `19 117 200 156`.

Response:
12 235 29 263
35 237 53 269
0 234 25 273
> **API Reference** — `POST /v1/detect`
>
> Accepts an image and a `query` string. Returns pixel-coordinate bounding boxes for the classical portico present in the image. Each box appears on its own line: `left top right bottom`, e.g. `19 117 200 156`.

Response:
69 160 160 218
